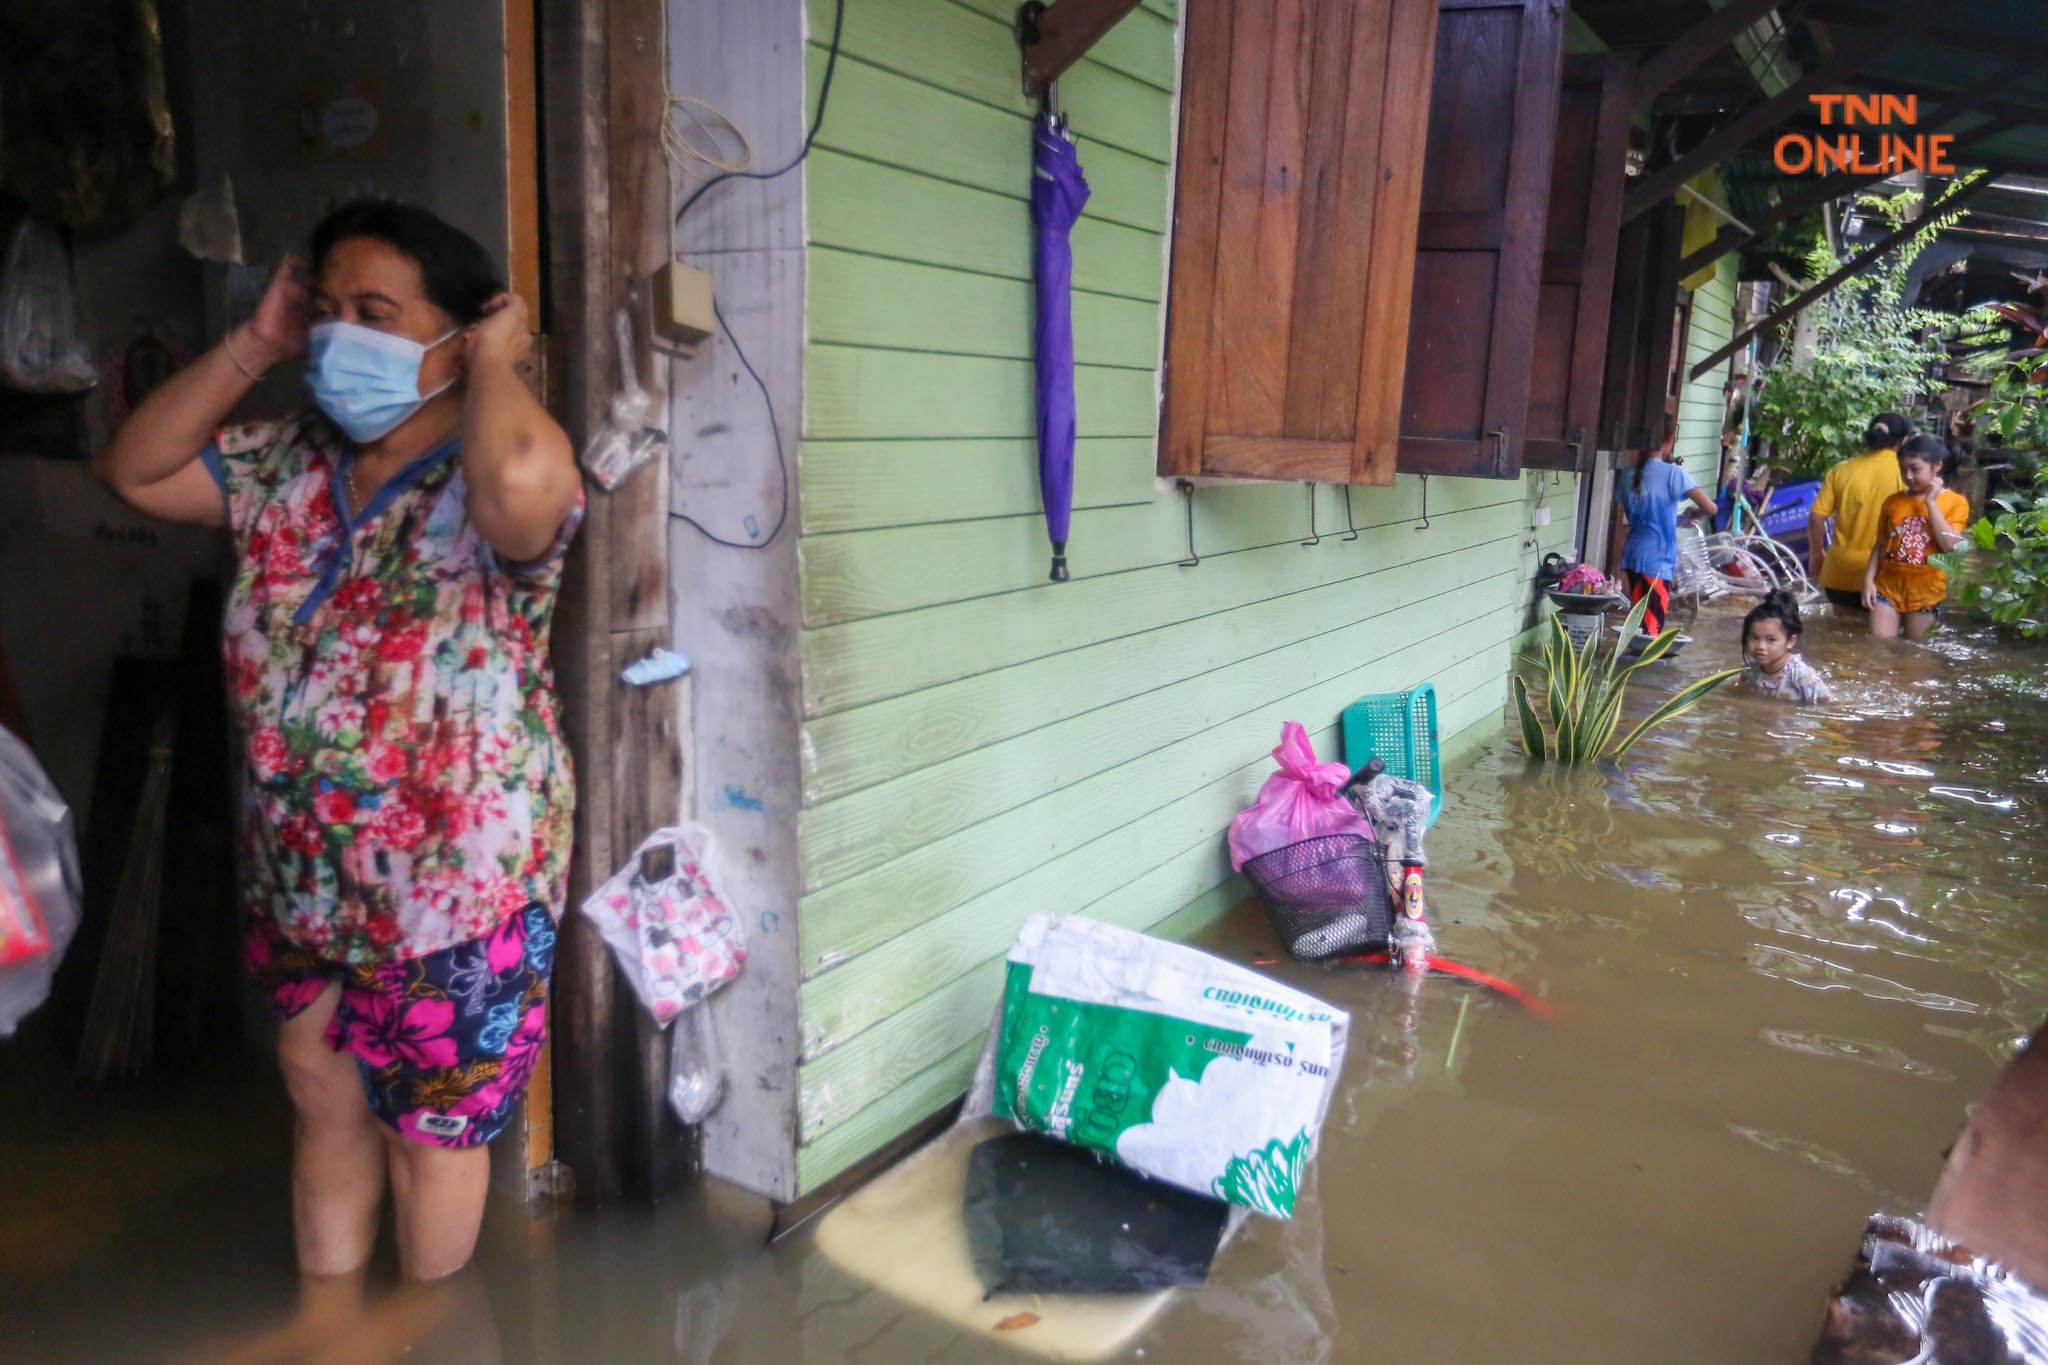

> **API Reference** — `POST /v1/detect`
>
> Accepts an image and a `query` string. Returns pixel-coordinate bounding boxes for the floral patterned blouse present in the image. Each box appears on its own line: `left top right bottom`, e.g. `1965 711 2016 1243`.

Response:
206 414 581 964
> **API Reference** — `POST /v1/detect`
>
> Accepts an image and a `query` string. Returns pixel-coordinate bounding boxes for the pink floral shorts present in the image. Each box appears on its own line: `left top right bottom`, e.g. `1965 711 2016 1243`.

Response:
245 905 556 1147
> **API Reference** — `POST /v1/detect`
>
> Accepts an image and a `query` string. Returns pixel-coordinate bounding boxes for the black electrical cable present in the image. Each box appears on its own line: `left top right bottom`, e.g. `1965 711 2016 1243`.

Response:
665 0 845 550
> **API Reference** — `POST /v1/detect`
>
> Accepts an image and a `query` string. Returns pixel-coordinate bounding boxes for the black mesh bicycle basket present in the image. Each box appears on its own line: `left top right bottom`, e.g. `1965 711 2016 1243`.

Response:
1243 833 1392 962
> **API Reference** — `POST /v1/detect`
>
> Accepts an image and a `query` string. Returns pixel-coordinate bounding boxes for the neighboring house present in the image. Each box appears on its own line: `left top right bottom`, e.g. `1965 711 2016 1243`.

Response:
553 0 1770 1207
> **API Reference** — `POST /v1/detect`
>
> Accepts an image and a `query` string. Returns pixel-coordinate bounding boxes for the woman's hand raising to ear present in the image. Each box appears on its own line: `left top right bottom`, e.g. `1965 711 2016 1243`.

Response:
466 293 533 370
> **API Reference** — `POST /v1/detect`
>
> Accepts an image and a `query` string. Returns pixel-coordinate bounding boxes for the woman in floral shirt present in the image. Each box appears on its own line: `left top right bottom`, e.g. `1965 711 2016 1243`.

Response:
94 201 580 1283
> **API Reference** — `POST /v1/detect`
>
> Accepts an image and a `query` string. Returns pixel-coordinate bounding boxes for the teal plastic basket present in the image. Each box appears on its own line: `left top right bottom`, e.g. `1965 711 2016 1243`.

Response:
1340 683 1441 829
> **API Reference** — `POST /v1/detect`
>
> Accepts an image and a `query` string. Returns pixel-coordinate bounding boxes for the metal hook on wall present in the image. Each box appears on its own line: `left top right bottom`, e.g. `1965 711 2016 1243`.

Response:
1415 474 1432 532
1341 485 1360 541
1301 483 1321 547
1176 478 1201 568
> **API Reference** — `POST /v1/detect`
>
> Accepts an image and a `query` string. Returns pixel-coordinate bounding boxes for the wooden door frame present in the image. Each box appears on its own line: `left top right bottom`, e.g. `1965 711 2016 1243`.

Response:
528 0 690 1207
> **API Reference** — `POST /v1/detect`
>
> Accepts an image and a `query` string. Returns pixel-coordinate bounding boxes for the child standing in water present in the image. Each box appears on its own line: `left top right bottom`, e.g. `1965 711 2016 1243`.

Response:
1863 434 1969 641
1740 589 1832 704
1614 422 1718 636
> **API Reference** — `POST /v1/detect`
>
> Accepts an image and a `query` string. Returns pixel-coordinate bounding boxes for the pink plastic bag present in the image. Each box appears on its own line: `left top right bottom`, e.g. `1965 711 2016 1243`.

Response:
1227 722 1378 871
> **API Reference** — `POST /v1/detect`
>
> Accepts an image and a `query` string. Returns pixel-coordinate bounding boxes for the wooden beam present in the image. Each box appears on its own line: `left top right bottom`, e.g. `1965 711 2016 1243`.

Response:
1853 76 2048 135
1020 0 1146 97
1621 0 1969 224
538 0 623 1207
1672 105 2026 279
1687 173 1996 380
1633 0 1786 105
1806 5 2048 65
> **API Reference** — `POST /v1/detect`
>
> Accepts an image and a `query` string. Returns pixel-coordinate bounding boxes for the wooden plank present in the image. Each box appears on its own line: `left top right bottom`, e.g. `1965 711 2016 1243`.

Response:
1631 0 1782 104
799 437 1158 534
798 545 1519 980
799 528 1522 809
539 0 620 1208
1229 0 1307 438
803 346 1157 442
1619 0 1971 224
1284 0 1376 441
805 247 1161 370
604 0 685 1199
1398 0 1565 478
806 48 1170 233
797 558 1517 900
794 596 1522 1131
1022 0 1149 97
1524 53 1632 473
805 151 1164 302
805 0 1171 164
1278 0 1357 439
799 476 1524 714
607 0 673 635
798 464 1501 626
796 569 1522 975
1353 0 1437 486
1203 435 1351 481
1208 1 1278 435
796 1037 984 1193
502 0 542 319
1155 0 1233 477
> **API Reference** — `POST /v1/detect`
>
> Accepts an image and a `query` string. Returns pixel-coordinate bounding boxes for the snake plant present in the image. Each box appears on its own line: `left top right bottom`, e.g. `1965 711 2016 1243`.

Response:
1513 595 1742 764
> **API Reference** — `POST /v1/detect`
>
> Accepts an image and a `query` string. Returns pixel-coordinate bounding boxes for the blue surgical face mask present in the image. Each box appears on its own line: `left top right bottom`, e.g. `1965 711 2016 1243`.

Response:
307 320 461 444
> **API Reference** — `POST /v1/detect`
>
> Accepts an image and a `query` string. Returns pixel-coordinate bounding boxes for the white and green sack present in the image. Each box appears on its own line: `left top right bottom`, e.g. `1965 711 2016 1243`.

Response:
968 915 1348 1219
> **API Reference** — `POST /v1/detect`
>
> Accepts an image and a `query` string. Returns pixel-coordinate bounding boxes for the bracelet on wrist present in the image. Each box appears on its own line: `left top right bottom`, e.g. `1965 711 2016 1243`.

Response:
224 331 270 383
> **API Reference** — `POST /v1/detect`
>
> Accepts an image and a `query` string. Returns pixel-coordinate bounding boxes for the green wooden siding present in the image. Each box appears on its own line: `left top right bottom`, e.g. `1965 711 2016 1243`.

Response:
1676 253 1740 491
793 0 1574 1192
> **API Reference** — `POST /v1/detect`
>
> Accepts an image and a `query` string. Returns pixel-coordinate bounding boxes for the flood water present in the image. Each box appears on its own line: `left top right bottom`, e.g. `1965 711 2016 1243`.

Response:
5 597 2047 1363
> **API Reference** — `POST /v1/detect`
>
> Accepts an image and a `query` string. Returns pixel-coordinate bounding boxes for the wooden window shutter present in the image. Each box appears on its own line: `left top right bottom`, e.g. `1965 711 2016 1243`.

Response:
1597 200 1686 452
1396 0 1567 479
1158 0 1440 486
1523 53 1633 474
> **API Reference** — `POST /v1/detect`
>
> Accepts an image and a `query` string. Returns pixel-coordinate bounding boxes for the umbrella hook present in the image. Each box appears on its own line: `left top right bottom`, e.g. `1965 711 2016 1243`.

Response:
1176 479 1201 569
1341 485 1360 541
1415 474 1433 532
1301 483 1321 547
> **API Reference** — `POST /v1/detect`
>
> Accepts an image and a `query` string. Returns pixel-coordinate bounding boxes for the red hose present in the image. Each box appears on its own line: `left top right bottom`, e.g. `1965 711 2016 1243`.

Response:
1252 951 1555 1020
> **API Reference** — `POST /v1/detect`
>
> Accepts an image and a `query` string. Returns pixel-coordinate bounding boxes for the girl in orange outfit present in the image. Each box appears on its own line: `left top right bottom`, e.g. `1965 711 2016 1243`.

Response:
1862 434 1969 641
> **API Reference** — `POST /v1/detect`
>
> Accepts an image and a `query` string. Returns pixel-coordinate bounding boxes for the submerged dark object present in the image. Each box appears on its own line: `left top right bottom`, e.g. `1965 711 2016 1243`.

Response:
964 1132 1229 1296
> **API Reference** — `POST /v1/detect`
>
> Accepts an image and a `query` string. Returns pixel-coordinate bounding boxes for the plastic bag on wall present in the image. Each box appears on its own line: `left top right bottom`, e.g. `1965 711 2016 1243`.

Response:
577 824 747 1026
0 725 84 1036
0 218 97 394
667 997 727 1125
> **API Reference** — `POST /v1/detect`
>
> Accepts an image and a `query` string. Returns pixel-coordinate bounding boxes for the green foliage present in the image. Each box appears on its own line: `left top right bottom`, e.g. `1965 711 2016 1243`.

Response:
1514 596 1744 765
1753 181 1987 480
1934 461 2048 637
1967 352 2048 455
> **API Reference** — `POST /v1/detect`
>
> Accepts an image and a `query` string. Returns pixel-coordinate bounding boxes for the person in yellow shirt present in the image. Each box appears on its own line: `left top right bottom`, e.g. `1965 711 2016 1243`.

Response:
1807 412 1911 611
1863 434 1969 641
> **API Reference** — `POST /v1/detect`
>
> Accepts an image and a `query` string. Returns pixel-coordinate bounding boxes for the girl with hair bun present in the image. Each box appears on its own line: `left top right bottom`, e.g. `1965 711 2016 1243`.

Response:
1740 589 1833 704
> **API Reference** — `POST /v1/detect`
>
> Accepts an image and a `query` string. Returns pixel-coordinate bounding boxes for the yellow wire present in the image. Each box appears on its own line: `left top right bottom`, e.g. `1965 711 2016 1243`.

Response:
656 1 754 199
662 93 754 182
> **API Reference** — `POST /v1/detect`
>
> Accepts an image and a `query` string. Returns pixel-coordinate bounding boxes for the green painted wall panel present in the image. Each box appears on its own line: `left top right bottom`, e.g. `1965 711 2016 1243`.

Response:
806 50 1169 233
806 0 1173 163
805 150 1165 301
790 0 1581 1192
1676 256 1740 489
803 345 1158 444
808 247 1163 370
798 437 1160 535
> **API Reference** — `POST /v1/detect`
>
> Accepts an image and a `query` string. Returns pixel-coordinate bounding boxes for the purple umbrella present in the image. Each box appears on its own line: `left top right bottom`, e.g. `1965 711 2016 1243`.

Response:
1032 109 1089 582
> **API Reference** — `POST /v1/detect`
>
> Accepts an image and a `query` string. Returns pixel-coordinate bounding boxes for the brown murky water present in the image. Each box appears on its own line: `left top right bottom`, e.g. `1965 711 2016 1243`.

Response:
5 598 2046 1363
